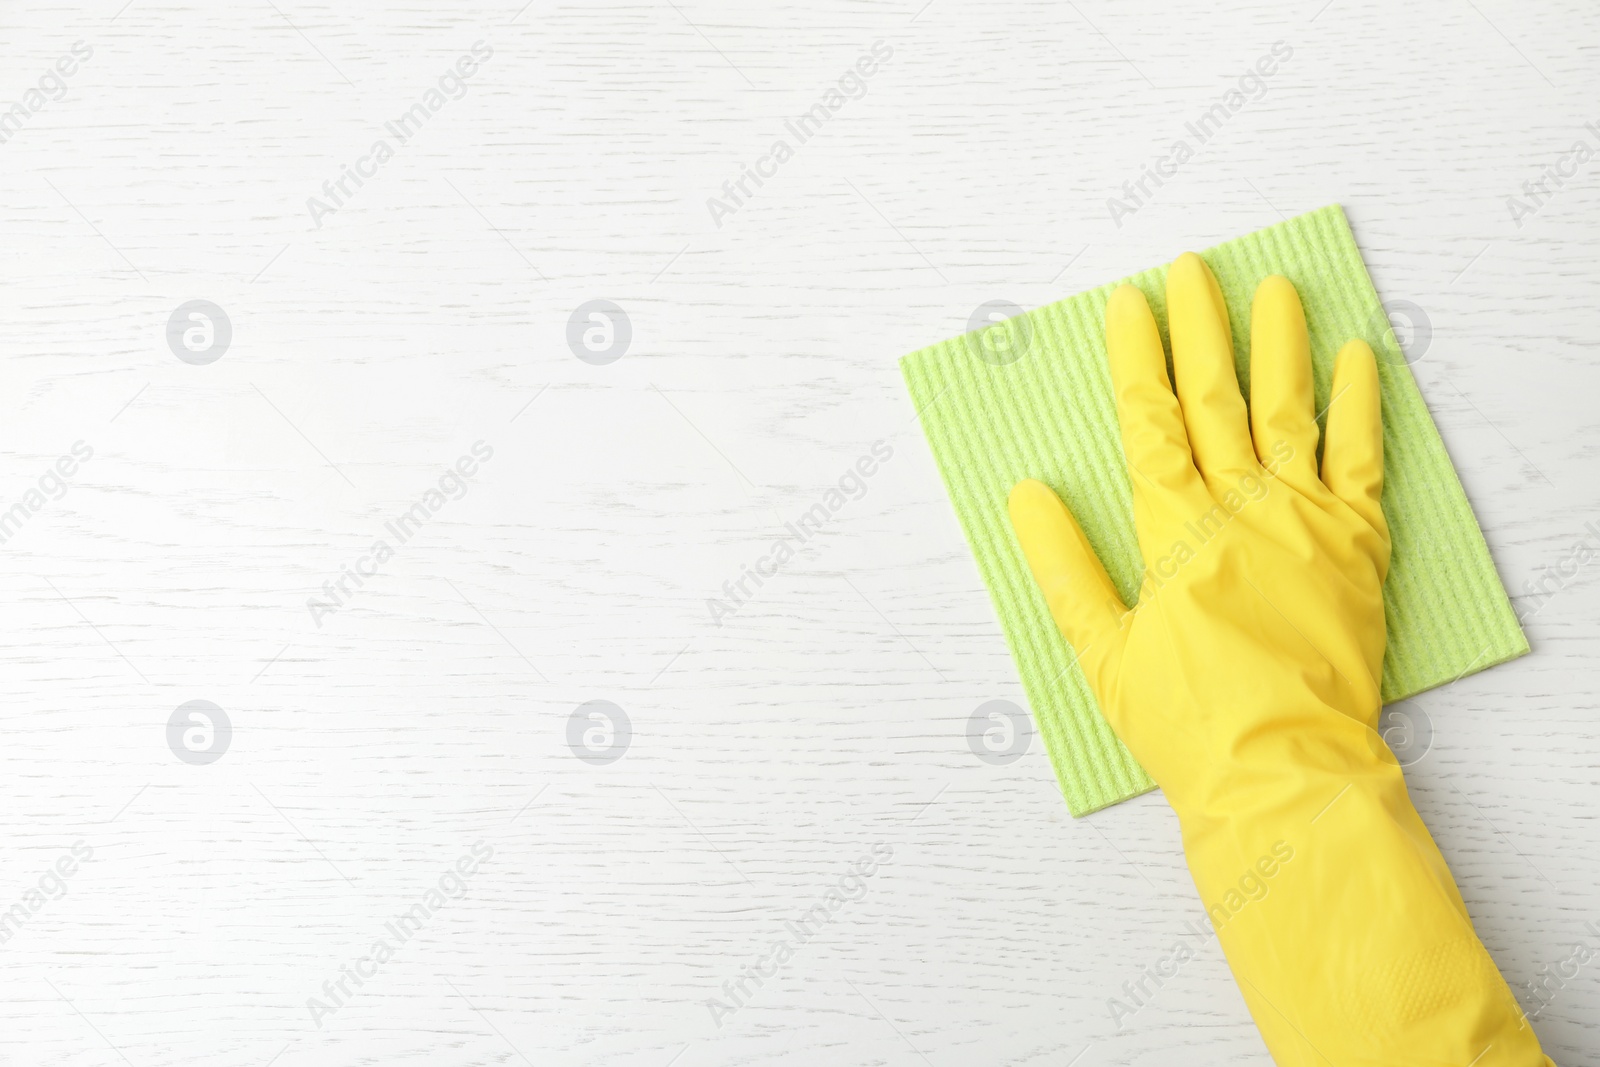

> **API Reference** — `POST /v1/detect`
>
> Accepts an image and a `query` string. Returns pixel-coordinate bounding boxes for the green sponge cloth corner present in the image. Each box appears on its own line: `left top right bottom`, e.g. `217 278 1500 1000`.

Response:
901 205 1528 817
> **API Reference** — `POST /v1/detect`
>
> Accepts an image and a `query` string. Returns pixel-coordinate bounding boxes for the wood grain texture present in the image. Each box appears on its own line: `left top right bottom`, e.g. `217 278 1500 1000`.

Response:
0 1 1596 1064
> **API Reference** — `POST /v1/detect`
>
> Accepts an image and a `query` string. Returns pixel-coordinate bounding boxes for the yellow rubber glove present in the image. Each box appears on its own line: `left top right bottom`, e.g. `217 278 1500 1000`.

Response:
1009 254 1552 1066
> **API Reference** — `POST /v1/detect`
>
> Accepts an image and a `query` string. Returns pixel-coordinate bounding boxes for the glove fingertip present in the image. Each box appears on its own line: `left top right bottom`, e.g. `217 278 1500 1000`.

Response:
1007 479 1127 664
1323 339 1390 566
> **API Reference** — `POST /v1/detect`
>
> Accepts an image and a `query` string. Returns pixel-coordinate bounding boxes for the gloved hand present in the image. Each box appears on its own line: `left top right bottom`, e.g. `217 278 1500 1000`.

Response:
1008 254 1552 1065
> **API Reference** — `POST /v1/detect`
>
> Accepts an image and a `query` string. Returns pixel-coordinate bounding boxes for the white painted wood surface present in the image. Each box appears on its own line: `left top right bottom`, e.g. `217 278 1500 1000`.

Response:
0 1 1596 1063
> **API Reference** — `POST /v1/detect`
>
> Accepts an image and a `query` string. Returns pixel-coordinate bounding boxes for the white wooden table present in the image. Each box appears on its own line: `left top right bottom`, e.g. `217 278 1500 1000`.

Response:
1 1 1596 1063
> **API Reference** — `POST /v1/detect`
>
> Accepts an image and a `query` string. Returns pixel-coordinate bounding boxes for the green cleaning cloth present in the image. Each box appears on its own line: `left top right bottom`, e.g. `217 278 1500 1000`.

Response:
901 205 1528 817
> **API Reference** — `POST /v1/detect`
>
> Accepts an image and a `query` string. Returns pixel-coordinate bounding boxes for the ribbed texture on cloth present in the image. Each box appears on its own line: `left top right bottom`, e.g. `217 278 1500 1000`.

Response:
901 205 1527 816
